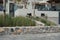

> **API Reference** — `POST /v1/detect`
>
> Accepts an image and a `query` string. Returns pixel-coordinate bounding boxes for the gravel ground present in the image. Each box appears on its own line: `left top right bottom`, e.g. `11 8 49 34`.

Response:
0 33 60 40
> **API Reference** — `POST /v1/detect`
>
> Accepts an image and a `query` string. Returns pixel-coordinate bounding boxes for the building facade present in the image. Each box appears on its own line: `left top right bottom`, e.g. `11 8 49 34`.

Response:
0 0 60 25
15 0 60 25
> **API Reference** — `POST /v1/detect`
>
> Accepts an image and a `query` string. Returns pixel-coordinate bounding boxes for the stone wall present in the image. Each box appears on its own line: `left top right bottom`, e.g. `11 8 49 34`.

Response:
1 26 60 35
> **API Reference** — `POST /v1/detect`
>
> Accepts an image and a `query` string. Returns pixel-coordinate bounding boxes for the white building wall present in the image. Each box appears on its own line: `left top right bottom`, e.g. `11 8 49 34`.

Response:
15 9 34 17
6 3 9 14
15 9 59 17
35 10 59 17
5 0 10 14
0 11 4 15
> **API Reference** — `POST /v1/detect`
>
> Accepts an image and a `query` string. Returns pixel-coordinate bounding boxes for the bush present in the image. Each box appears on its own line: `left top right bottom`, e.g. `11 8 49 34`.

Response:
0 15 3 27
0 15 36 27
0 15 13 27
13 16 36 26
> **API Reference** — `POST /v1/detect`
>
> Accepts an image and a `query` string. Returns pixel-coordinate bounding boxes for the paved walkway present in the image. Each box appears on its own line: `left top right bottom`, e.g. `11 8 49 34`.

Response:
34 20 45 26
26 17 45 26
0 33 60 40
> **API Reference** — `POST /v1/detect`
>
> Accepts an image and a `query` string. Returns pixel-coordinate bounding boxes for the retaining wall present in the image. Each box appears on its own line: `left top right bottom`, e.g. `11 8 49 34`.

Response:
1 26 60 35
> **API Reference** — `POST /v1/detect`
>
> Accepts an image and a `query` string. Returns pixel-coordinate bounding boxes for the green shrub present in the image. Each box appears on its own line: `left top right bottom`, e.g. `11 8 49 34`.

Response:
0 15 3 27
0 15 13 27
13 16 36 26
0 15 36 27
4 15 13 26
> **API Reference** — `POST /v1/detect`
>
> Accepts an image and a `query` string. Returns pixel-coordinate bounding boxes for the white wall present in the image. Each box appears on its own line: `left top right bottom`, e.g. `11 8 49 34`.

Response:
15 9 59 17
15 9 27 17
15 9 34 17
0 11 4 15
35 9 59 17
